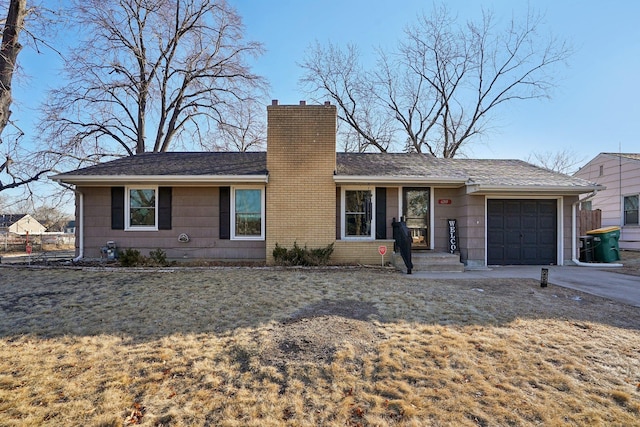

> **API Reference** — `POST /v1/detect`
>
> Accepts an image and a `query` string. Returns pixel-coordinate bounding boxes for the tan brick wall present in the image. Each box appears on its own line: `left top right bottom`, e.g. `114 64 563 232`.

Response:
332 240 395 265
266 103 337 262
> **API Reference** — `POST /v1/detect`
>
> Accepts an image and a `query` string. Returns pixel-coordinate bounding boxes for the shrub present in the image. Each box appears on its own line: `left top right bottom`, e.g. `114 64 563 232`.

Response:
149 248 168 266
118 248 173 267
272 242 334 266
119 248 143 267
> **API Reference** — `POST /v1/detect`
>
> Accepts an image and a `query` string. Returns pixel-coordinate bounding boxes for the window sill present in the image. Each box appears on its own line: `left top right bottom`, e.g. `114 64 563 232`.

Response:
341 236 375 241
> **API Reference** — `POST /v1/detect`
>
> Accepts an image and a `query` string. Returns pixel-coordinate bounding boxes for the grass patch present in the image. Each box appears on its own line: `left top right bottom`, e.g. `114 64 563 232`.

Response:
0 266 639 425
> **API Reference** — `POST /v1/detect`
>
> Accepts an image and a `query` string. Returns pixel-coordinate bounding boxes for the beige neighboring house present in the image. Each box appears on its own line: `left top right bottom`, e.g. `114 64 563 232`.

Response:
52 102 603 269
0 214 47 235
574 153 640 251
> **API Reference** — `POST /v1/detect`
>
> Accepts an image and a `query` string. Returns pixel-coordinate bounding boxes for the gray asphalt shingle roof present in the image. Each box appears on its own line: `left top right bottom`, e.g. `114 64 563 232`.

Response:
55 152 267 177
53 151 598 189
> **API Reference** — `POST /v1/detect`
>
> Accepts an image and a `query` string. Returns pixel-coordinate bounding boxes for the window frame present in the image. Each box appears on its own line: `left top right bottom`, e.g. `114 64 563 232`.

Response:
125 186 158 231
623 194 639 226
341 187 375 240
231 186 265 240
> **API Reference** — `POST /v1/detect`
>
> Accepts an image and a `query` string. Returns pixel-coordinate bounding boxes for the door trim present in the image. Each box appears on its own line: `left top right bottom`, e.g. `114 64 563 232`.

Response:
401 187 433 250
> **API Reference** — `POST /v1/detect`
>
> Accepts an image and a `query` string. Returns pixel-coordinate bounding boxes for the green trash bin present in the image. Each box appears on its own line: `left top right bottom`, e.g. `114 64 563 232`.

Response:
586 226 621 262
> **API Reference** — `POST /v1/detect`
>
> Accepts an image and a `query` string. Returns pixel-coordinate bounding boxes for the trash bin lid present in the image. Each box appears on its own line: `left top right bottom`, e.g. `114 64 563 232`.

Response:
586 226 621 234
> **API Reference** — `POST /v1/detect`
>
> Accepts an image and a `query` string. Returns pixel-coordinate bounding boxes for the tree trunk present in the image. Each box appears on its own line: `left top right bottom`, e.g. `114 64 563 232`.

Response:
0 0 27 138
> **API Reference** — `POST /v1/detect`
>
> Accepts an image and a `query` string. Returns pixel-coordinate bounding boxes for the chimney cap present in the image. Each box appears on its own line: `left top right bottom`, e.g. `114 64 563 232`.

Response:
271 99 278 105
324 101 331 106
299 100 306 105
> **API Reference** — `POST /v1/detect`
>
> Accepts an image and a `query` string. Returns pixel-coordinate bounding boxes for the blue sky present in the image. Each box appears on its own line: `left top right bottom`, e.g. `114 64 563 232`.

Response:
5 0 640 210
230 0 640 161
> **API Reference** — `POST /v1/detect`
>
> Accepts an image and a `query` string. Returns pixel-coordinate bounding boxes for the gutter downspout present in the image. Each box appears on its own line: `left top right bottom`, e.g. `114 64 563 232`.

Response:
74 190 84 263
571 192 622 267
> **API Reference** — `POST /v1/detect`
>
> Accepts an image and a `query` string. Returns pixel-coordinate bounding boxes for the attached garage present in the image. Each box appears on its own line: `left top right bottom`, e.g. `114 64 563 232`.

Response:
487 199 557 265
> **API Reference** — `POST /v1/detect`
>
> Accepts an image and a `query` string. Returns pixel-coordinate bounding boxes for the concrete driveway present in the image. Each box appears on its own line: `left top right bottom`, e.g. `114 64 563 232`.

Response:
411 265 640 308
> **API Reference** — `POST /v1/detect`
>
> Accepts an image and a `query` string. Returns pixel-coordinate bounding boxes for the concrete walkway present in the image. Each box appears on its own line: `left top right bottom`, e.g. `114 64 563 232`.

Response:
410 265 640 308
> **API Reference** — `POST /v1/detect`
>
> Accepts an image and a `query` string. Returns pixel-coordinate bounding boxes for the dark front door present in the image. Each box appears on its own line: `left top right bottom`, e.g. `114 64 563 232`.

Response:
403 187 430 250
487 199 557 265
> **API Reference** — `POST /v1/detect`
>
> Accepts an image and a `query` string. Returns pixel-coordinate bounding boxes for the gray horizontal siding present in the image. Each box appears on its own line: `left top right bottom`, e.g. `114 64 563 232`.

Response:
79 186 265 260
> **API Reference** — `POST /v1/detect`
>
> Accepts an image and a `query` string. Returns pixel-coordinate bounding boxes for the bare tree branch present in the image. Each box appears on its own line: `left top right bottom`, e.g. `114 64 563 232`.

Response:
0 0 26 138
40 0 266 162
300 4 571 158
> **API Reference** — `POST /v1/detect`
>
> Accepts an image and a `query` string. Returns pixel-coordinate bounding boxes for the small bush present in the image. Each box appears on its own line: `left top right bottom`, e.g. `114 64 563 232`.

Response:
119 248 143 267
149 248 168 266
272 242 334 266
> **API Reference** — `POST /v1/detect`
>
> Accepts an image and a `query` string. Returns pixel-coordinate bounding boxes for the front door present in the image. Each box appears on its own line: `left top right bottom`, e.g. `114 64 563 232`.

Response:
403 187 430 250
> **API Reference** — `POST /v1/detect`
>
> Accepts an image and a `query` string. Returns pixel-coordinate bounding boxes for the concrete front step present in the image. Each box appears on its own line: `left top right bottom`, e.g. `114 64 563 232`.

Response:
393 251 465 273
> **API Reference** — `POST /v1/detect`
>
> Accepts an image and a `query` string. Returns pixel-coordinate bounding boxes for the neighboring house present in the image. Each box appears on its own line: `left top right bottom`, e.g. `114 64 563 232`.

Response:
52 102 602 267
0 214 47 235
574 153 640 251
64 220 76 234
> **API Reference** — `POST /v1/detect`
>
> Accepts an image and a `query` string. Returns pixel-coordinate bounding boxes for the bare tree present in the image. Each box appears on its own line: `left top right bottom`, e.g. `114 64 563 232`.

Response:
0 0 26 185
33 204 71 231
40 0 265 163
300 42 395 152
0 0 63 193
208 99 265 152
0 0 25 134
526 148 586 175
301 4 571 157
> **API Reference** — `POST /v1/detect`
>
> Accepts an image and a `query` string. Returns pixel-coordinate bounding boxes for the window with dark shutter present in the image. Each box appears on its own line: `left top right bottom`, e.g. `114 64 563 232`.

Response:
111 187 125 230
219 187 230 239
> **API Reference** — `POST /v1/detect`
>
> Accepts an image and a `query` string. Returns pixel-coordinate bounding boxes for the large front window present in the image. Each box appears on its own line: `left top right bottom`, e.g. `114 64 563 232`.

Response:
343 189 373 238
232 188 264 239
127 187 157 229
624 195 639 225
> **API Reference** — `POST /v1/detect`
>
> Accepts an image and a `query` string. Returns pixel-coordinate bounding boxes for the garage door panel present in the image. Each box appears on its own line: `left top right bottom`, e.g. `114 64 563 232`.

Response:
521 247 539 262
487 247 504 262
522 220 538 231
538 233 555 245
505 232 522 244
522 232 537 245
505 216 521 228
539 216 556 229
487 199 557 265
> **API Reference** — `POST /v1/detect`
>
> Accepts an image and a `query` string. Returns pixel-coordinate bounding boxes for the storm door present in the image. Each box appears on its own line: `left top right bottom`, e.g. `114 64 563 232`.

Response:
403 187 430 250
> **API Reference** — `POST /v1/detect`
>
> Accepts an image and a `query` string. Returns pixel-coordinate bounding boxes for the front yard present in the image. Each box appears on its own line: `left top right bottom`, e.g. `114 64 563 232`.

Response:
1 266 639 426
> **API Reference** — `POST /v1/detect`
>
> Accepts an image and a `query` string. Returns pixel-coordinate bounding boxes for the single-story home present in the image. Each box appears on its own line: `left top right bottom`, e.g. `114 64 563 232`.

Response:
574 153 640 251
52 101 603 269
0 214 47 236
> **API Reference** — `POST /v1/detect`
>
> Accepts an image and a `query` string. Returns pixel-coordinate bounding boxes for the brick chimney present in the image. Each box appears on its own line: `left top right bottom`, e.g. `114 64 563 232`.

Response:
265 102 337 262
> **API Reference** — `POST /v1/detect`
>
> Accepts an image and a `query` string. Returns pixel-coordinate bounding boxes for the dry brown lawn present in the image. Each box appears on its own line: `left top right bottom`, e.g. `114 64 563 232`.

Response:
1 264 639 426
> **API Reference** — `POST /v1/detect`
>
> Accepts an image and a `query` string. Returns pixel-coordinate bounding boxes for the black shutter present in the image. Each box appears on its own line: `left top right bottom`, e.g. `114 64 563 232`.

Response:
376 187 387 239
219 187 231 239
111 187 125 230
158 187 172 230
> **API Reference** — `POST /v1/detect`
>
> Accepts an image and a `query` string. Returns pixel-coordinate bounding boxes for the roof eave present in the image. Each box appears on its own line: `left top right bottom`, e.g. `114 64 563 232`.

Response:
333 175 467 185
50 174 269 185
466 184 605 195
